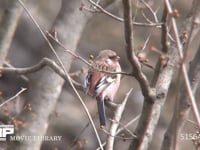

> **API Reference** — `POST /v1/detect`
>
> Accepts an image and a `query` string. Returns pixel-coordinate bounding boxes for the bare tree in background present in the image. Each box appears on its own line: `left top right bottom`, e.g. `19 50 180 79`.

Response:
0 0 200 150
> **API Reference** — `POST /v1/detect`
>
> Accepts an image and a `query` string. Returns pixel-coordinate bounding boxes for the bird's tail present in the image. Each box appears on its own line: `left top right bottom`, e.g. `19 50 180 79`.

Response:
97 97 106 127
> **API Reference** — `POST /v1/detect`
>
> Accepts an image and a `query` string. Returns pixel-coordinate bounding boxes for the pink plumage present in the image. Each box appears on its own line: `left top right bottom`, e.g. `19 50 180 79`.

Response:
85 49 121 127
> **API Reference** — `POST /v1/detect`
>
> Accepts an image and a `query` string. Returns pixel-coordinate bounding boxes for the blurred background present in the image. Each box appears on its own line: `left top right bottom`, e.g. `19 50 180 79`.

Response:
0 0 199 149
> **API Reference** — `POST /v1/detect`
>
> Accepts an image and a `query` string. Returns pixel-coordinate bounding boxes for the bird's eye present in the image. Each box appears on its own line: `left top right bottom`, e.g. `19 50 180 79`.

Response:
109 55 120 60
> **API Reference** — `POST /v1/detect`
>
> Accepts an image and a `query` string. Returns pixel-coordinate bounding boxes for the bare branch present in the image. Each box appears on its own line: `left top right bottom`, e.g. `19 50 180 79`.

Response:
46 32 91 66
4 61 29 81
1 58 83 90
0 88 27 108
117 114 140 135
88 0 162 27
122 0 156 102
105 89 132 150
140 0 159 23
0 0 26 67
97 114 140 150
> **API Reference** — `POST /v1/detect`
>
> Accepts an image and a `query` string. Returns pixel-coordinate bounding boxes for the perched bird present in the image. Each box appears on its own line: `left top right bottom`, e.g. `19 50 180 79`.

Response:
85 50 121 127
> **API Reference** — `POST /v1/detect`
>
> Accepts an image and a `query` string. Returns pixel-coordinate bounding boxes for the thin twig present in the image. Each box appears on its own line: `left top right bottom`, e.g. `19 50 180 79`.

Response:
1 58 60 74
102 128 134 140
68 122 90 150
141 10 154 24
93 0 101 9
140 29 153 52
110 119 136 138
116 114 141 135
187 119 198 127
88 0 162 27
0 88 27 108
96 114 141 150
4 61 29 81
139 0 160 52
105 88 132 150
140 0 159 23
1 58 83 89
46 32 91 66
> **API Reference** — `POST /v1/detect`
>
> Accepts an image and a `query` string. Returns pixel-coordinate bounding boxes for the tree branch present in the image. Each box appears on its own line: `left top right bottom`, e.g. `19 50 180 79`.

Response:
1 58 83 90
0 0 26 66
122 0 156 103
88 0 162 27
105 89 132 150
0 88 27 108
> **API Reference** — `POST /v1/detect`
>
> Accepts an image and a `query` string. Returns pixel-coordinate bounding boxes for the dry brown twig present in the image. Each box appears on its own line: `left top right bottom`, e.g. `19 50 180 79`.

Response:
87 0 162 27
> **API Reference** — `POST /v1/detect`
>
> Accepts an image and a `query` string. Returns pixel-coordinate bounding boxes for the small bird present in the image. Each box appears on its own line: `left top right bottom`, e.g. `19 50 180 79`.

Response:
85 50 121 127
